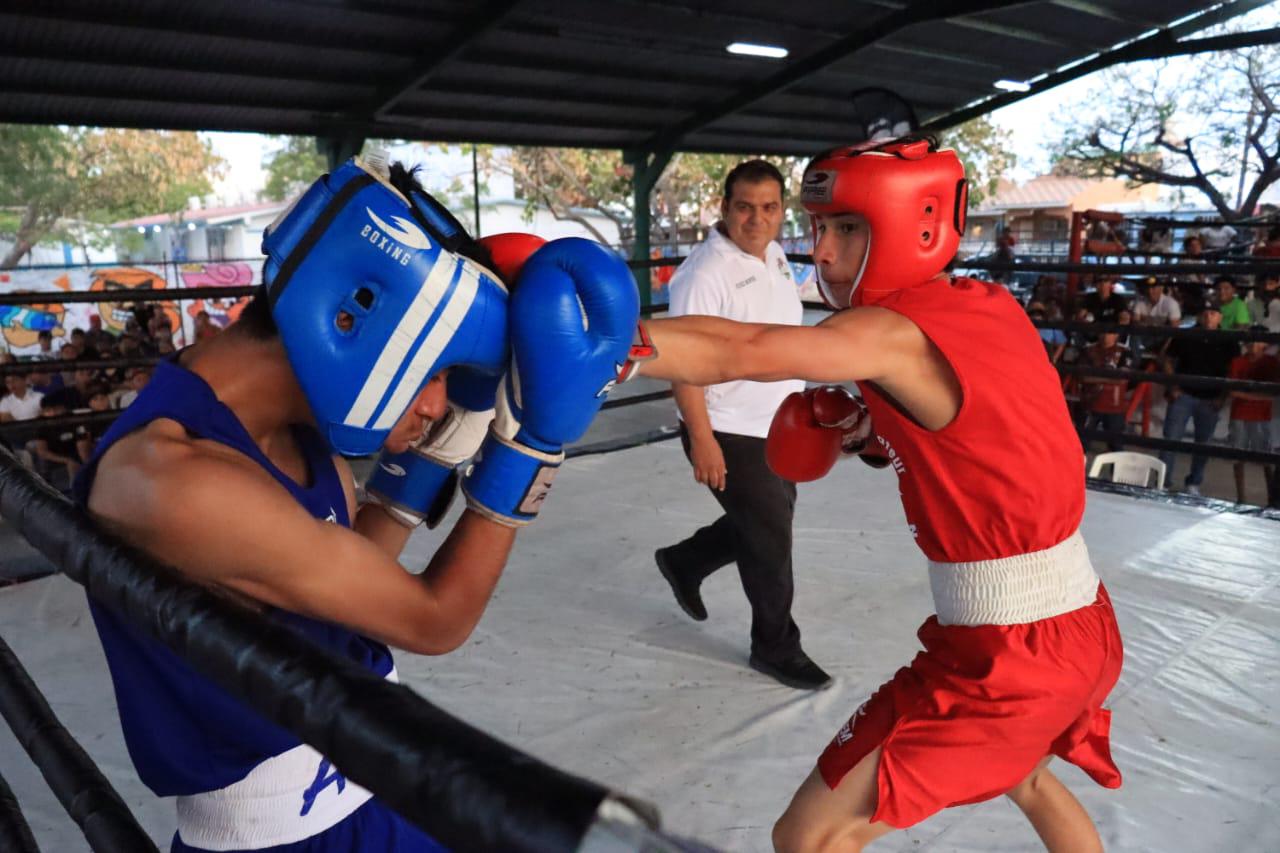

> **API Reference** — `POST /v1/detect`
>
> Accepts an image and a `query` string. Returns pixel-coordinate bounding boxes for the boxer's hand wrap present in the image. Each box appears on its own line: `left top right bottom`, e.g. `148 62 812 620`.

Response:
463 238 639 526
811 386 872 455
365 368 499 529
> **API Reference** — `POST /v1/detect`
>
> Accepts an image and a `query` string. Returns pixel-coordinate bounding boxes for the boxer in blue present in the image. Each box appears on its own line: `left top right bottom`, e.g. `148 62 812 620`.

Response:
73 154 638 852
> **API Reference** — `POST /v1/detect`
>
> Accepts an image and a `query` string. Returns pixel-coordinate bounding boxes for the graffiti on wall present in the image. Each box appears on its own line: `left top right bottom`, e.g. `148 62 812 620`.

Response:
88 267 179 336
0 273 71 351
0 259 263 356
180 262 254 329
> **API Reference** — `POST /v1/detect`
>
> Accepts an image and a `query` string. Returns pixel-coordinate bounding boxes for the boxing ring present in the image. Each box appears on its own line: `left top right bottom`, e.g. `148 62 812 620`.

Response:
2 413 1278 851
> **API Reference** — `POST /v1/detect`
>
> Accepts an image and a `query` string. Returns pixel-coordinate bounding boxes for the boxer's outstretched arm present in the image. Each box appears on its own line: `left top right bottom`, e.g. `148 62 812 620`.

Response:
638 307 913 386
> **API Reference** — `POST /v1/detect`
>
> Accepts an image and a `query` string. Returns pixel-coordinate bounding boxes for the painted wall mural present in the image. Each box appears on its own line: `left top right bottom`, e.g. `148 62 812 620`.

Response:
0 259 263 356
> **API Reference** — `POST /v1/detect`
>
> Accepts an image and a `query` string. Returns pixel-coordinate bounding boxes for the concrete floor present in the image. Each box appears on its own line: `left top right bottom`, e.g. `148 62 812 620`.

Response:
2 438 1279 852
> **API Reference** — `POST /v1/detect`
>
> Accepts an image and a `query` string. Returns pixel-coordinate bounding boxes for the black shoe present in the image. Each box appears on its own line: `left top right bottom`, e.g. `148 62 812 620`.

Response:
655 548 707 621
749 650 833 691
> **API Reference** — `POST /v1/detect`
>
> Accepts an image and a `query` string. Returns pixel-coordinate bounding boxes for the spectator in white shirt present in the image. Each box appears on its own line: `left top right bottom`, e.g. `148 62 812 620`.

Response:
1133 279 1183 326
1198 222 1238 252
1246 273 1280 334
34 330 61 359
0 374 44 422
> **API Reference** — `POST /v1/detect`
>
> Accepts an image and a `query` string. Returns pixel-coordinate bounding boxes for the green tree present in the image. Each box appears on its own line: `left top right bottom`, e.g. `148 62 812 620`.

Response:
942 115 1017 208
0 125 223 268
491 147 808 246
1050 36 1280 220
261 135 329 202
651 152 811 242
428 129 1008 250
507 146 633 244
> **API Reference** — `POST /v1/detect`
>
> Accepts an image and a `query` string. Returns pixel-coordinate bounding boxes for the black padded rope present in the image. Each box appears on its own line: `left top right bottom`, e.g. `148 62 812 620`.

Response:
1059 364 1280 394
0 286 260 306
1079 429 1280 466
0 446 633 853
0 357 161 377
0 767 40 853
1034 321 1280 345
0 635 157 852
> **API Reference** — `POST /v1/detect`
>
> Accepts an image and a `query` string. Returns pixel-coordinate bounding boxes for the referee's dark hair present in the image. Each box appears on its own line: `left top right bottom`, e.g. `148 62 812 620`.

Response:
723 160 786 203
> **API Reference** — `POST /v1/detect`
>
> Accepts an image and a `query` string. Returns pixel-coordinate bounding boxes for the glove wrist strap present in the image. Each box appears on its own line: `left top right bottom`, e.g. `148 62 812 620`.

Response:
615 321 657 384
365 450 459 529
462 427 565 527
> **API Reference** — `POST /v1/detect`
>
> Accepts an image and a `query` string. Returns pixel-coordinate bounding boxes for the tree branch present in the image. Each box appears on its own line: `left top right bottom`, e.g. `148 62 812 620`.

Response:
533 189 613 245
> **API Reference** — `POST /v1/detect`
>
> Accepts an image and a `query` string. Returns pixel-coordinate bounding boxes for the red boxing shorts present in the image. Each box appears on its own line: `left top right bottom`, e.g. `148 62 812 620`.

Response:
818 585 1123 829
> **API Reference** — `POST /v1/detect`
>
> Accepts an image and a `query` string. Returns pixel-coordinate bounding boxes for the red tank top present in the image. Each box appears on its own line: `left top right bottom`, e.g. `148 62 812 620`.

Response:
861 277 1084 563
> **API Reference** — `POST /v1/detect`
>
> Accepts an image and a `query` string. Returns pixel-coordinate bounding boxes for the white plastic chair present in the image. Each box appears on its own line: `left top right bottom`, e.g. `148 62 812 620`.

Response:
1088 451 1166 489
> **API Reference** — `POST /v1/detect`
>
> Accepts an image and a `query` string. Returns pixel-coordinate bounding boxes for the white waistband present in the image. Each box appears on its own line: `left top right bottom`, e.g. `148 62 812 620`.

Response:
176 667 397 851
928 531 1099 626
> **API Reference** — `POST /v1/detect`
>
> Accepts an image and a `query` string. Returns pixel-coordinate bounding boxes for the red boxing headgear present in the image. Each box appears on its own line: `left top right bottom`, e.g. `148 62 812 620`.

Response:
801 137 967 308
478 232 547 285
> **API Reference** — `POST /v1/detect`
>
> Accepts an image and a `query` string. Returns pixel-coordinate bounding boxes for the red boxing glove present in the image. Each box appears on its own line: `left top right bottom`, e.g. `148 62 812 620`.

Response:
767 386 871 482
478 232 547 285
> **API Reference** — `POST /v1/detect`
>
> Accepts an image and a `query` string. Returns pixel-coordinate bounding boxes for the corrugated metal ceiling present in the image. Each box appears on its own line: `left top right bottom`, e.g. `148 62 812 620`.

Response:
0 0 1263 155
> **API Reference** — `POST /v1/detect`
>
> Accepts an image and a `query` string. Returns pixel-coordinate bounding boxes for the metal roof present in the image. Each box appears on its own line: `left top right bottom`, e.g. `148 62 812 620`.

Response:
0 0 1273 156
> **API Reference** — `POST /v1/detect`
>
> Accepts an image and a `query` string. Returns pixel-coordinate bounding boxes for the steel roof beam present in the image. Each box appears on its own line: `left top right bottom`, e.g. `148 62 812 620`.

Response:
637 0 1033 154
360 0 525 120
1048 0 1154 27
945 16 1094 50
923 0 1280 131
0 4 450 54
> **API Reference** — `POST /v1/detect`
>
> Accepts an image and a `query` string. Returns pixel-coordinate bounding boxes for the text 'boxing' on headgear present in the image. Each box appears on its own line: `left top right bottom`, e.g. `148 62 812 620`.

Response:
263 155 508 457
801 136 967 309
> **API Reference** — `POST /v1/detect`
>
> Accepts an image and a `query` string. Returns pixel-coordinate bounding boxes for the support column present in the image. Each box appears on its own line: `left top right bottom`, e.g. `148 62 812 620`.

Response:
623 147 673 307
1066 210 1084 304
316 133 366 171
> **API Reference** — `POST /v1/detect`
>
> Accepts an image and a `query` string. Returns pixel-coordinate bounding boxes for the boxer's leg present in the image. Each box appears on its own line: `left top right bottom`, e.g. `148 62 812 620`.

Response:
1006 758 1103 853
772 751 895 853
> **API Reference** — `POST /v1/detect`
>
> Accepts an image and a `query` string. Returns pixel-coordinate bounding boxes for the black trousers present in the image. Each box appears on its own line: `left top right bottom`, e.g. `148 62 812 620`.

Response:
665 425 801 659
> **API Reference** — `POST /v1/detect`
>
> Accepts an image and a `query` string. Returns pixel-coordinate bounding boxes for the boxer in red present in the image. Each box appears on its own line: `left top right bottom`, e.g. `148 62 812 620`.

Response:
626 136 1123 852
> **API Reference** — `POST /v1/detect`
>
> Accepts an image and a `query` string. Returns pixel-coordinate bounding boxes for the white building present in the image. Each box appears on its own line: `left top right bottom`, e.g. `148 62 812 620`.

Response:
113 200 291 264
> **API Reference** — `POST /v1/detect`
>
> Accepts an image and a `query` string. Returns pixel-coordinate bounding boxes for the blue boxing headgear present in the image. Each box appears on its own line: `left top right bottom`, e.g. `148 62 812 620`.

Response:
263 156 508 456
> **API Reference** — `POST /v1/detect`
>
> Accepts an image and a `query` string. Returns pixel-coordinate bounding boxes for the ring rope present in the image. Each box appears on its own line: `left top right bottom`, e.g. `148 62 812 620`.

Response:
0 445 663 853
0 767 40 853
0 634 158 852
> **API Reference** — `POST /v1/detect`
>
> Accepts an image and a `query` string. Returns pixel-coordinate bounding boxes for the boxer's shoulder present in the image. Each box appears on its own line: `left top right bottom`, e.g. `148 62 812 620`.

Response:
88 419 317 547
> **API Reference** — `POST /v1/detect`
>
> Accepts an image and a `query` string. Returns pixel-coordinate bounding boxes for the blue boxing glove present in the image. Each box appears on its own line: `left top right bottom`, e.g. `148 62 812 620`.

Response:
365 367 501 528
462 238 639 526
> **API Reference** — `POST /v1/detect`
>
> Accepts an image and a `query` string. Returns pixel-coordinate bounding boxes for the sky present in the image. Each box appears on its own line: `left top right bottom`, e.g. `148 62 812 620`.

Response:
204 1 1280 203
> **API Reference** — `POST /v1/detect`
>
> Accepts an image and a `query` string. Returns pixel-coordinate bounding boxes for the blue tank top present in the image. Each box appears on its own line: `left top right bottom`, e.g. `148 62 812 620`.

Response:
73 359 396 797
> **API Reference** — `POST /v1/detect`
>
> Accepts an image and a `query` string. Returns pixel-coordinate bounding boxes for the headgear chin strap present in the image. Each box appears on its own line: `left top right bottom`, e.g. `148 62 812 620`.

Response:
263 156 509 457
802 136 967 308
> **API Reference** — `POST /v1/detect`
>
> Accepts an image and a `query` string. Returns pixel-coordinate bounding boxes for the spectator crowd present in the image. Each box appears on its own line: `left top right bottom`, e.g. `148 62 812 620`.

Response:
0 303 221 490
1021 220 1280 505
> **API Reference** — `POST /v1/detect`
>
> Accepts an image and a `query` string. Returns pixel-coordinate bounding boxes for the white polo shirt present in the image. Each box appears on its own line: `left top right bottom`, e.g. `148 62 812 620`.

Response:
0 389 44 422
667 225 804 438
1133 293 1182 325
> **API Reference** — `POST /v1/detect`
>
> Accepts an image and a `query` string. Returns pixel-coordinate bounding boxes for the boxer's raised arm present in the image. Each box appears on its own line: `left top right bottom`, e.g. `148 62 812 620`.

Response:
87 429 514 656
